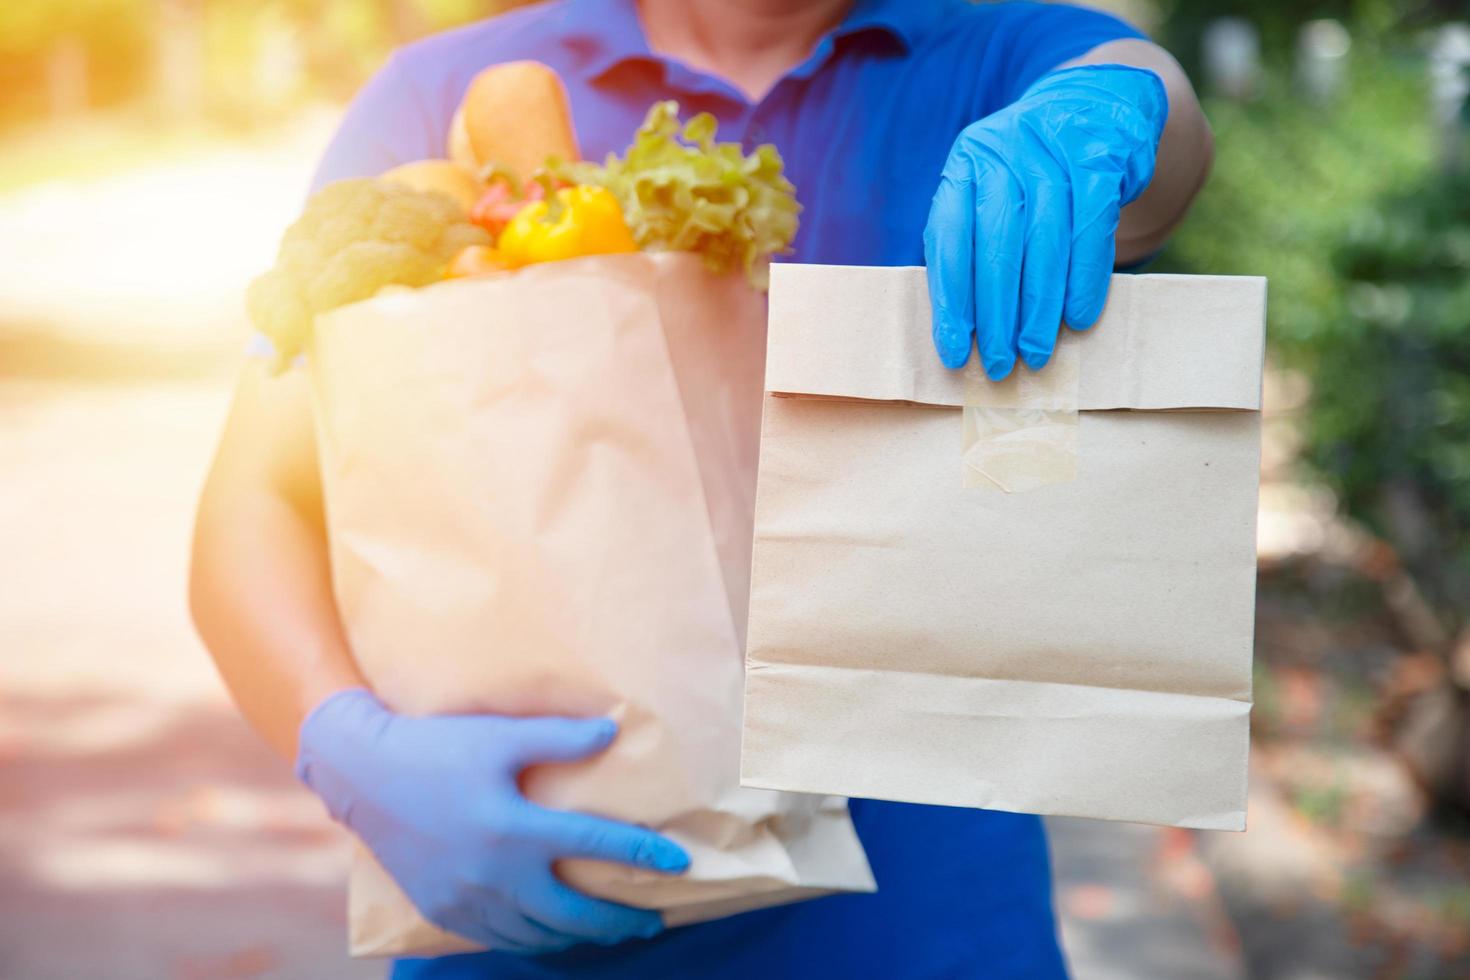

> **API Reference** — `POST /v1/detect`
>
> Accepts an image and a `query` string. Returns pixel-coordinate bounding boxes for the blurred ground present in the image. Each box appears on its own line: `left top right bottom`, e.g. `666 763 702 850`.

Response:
0 386 378 980
0 116 376 980
0 113 1461 980
1051 817 1243 980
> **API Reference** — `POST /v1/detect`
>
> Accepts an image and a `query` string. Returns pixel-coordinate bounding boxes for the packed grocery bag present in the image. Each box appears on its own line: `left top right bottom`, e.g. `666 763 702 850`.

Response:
248 62 874 958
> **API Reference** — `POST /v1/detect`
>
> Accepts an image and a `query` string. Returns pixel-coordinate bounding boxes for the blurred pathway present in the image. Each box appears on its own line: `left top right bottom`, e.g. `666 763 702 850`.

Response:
1050 817 1245 980
0 377 377 980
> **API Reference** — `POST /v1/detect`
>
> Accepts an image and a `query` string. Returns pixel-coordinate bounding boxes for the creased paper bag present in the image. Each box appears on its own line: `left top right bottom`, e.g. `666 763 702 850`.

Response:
741 264 1266 832
310 252 875 958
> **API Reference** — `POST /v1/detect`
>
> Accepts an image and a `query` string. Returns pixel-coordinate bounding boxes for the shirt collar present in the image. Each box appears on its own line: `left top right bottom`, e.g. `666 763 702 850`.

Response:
558 0 653 80
836 0 949 52
558 0 949 83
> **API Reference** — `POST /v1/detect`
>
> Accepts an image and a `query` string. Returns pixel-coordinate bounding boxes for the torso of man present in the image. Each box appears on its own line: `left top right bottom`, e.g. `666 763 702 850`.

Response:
319 2 1145 977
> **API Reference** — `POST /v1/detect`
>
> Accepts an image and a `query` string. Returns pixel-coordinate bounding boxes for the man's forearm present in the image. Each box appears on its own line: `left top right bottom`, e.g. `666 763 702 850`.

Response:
190 489 365 759
1065 38 1214 264
189 370 366 760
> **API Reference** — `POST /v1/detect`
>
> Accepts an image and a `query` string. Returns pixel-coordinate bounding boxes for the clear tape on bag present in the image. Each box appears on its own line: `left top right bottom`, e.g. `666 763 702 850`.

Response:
960 336 1080 492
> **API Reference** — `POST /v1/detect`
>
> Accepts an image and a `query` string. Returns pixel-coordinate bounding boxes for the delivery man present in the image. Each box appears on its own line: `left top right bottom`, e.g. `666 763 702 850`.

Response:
191 0 1212 976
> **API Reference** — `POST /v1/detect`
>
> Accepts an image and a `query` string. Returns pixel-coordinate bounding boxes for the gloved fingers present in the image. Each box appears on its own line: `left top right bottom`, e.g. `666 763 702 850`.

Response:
972 152 1027 380
923 166 976 369
500 715 617 770
479 908 578 954
1016 167 1071 372
478 925 557 957
458 899 579 957
427 901 547 955
524 879 664 944
1063 170 1124 331
534 807 690 874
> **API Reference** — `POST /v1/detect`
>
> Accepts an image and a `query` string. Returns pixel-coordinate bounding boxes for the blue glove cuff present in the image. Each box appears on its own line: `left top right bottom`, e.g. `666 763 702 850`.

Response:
1021 64 1169 204
1022 63 1168 117
295 687 385 824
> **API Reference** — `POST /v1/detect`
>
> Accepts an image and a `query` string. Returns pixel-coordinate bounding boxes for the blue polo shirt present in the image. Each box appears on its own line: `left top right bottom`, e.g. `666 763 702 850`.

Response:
313 1 1145 977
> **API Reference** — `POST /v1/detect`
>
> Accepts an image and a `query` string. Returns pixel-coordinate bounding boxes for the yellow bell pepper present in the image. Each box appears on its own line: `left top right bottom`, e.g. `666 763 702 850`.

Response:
496 185 638 267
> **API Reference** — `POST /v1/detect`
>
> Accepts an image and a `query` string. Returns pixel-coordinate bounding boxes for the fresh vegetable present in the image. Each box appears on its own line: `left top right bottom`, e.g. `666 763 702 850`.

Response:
496 185 638 268
455 61 580 182
447 108 477 172
445 244 510 279
248 89 801 370
554 101 800 286
246 178 490 369
469 175 549 238
381 160 487 213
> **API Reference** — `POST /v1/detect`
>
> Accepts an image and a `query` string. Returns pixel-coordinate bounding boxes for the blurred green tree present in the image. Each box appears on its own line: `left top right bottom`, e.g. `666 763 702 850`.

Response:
0 0 152 122
1154 2 1469 637
1154 0 1464 75
1316 163 1470 623
0 0 542 128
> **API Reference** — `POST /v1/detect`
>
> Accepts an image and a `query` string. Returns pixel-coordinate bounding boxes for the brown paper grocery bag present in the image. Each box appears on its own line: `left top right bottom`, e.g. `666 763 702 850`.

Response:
310 252 874 958
741 264 1266 832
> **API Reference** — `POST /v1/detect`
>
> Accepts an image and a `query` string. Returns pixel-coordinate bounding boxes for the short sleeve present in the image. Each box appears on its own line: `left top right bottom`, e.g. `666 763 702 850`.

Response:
985 2 1147 107
306 54 442 197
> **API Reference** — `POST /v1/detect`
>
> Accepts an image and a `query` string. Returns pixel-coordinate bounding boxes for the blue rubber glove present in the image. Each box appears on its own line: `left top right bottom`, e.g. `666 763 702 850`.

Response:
296 689 690 954
923 64 1169 379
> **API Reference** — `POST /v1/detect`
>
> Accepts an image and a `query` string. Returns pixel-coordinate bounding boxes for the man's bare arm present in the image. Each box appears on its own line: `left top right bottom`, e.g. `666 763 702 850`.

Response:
189 365 365 760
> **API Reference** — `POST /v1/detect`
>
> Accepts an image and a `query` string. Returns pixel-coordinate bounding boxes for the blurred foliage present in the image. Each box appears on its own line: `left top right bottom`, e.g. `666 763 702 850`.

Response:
0 1 152 123
1292 770 1351 826
1153 3 1470 629
0 0 540 128
1318 163 1470 617
1159 59 1434 350
0 0 150 54
1153 0 1463 72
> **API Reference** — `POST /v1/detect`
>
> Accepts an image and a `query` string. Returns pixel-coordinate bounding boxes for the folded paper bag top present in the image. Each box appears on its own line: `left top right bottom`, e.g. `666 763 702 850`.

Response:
741 264 1266 832
763 265 1264 411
